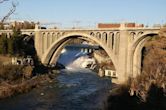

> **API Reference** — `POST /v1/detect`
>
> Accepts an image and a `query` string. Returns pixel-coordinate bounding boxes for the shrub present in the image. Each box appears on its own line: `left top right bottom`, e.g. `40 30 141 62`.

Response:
22 66 33 78
0 64 24 81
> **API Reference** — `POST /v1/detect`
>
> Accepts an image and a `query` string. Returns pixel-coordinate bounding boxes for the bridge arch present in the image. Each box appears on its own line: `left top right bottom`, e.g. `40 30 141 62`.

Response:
41 32 118 69
128 32 159 77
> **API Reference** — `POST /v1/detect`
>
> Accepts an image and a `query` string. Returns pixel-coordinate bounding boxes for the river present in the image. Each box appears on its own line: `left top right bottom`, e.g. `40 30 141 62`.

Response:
0 44 113 110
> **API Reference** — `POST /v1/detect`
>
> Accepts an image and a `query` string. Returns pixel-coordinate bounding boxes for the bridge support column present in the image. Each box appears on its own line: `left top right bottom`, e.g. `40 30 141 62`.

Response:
35 27 42 61
116 30 129 83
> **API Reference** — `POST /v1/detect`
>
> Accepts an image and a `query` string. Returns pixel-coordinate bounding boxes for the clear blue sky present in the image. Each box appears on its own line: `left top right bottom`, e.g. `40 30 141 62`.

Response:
1 0 166 27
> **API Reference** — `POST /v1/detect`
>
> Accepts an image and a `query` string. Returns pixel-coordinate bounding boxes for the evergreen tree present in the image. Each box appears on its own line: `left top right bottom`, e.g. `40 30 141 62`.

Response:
12 28 22 55
0 34 8 54
0 29 36 57
7 38 14 55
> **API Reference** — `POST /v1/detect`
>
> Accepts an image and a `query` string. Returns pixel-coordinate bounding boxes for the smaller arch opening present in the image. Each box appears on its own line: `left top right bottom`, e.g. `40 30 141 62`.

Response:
137 32 143 37
96 32 101 39
62 32 65 36
90 32 95 36
130 32 136 41
112 34 115 50
102 32 107 43
108 32 114 49
57 32 61 38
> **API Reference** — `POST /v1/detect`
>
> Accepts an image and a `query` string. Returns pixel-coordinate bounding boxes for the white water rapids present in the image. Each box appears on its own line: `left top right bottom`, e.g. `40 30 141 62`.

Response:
57 46 97 70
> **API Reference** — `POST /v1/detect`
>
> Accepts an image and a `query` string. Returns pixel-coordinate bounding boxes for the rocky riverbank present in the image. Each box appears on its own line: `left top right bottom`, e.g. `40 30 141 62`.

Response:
0 74 56 99
0 64 59 99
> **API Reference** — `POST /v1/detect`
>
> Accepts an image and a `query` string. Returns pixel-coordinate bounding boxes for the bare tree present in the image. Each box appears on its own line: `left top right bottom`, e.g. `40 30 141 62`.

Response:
0 0 9 3
0 0 17 23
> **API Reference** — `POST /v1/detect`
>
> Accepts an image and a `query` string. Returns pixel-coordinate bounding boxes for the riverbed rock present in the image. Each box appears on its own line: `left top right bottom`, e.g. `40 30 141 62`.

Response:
40 92 44 96
98 68 105 77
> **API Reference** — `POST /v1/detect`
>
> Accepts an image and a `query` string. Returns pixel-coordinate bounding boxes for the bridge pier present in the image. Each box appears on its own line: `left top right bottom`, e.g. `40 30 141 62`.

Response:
34 27 43 59
116 30 129 83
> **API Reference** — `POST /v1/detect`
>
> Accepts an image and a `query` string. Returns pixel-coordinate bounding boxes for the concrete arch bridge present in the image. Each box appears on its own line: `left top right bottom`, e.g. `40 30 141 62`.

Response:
0 26 160 83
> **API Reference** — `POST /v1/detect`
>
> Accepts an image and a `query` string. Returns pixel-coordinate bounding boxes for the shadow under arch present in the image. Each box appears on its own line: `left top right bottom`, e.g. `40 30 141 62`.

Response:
22 34 34 42
128 32 159 77
41 32 118 70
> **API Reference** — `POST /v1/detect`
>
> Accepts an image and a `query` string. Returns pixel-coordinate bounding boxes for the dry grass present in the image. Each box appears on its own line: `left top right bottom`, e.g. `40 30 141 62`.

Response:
22 66 34 78
0 55 12 64
0 74 55 99
0 62 57 99
0 64 24 81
